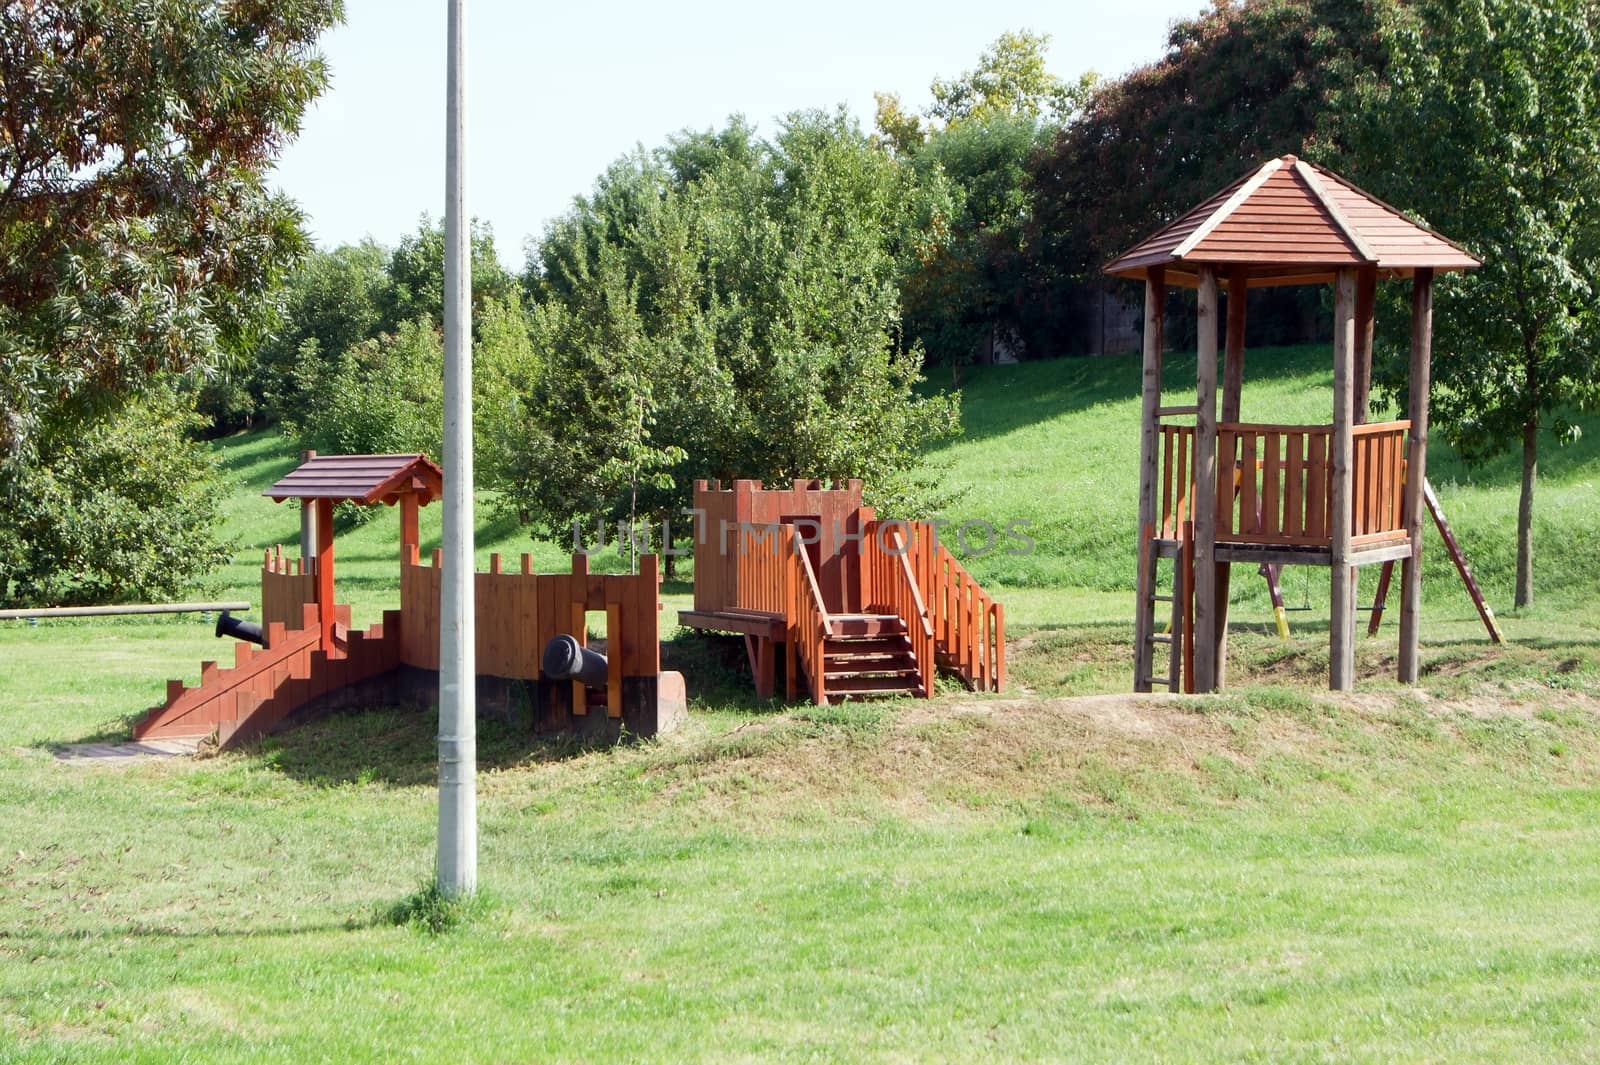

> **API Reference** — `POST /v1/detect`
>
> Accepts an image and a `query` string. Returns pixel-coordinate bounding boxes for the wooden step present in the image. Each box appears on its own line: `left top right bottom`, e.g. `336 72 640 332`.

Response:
825 675 925 699
825 665 918 681
827 614 905 638
824 635 909 656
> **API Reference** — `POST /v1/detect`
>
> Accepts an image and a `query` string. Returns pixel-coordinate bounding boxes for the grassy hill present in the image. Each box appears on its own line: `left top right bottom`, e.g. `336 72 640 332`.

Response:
198 343 1600 637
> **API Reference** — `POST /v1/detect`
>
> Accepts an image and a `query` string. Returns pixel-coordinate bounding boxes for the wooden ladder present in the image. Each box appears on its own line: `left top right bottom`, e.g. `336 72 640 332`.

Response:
1137 521 1194 693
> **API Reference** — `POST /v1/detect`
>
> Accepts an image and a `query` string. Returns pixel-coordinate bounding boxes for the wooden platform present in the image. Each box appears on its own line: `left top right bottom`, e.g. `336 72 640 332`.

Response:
678 608 785 639
1151 536 1412 567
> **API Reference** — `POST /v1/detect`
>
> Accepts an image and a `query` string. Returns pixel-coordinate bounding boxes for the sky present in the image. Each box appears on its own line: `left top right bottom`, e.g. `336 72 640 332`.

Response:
270 0 1203 268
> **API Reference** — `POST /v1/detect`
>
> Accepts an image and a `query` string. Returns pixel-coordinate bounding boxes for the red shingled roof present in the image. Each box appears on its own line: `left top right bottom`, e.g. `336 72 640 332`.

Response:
264 454 444 506
1104 155 1481 288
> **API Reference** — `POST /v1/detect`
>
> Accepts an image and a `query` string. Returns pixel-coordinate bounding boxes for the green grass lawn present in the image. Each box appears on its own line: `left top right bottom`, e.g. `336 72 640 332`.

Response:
3 621 1600 1062
5 347 1600 1061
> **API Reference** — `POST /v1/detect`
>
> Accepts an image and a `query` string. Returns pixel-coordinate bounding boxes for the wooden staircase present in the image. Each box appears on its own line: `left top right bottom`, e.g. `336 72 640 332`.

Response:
131 603 401 749
822 615 924 700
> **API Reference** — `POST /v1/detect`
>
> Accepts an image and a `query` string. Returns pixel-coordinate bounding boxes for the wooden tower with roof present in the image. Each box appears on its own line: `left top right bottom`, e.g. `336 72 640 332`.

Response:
1103 154 1481 693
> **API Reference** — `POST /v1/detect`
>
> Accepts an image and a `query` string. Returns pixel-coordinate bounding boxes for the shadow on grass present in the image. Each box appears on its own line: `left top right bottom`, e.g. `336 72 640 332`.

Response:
246 701 630 789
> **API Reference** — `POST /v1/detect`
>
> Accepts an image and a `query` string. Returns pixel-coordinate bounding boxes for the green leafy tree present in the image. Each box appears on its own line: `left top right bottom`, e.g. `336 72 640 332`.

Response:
0 390 230 607
202 240 392 431
0 0 341 463
927 30 1084 126
876 31 1087 374
1336 0 1600 607
1028 0 1393 292
495 112 959 560
381 216 519 334
0 0 340 602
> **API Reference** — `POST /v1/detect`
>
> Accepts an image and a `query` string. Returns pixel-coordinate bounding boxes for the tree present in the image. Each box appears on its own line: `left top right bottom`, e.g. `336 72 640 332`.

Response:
494 112 960 559
202 240 391 431
0 0 341 603
1334 0 1600 607
0 389 230 607
0 0 342 462
876 31 1088 374
927 30 1083 126
1029 0 1393 288
380 216 518 334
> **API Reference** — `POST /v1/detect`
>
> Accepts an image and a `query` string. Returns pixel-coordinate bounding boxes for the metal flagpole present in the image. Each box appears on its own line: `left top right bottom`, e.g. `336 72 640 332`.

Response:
437 0 477 897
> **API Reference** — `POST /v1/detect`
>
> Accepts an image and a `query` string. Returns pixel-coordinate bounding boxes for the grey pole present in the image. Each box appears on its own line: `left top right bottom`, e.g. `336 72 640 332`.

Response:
437 0 477 898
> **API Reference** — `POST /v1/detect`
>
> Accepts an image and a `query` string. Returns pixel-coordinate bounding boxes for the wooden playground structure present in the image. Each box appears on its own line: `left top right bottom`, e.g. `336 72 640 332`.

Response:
134 453 681 748
1105 154 1490 693
678 478 1005 703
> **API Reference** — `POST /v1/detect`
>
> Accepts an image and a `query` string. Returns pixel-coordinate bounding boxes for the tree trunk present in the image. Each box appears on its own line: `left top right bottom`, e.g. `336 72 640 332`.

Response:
1516 419 1537 608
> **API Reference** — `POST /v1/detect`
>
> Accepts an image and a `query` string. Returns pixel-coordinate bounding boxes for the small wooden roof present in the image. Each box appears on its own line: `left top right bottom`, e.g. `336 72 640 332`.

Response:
264 454 444 506
1104 155 1481 288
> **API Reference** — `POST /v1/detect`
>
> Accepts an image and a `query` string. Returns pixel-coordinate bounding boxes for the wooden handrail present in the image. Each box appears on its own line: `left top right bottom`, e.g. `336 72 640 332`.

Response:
890 530 934 641
787 525 832 705
791 527 831 629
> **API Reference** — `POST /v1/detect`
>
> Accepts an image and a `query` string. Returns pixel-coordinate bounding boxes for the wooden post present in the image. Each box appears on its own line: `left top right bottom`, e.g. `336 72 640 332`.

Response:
1215 267 1247 688
1399 269 1433 682
1133 268 1167 692
299 450 317 573
400 493 420 568
1353 265 1378 425
314 497 335 653
1330 268 1358 691
1222 269 1247 424
570 553 589 715
1193 266 1220 693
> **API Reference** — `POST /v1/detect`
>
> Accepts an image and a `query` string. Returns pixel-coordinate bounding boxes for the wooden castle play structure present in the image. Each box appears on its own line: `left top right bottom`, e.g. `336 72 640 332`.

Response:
679 478 1005 703
1105 154 1491 694
133 453 681 749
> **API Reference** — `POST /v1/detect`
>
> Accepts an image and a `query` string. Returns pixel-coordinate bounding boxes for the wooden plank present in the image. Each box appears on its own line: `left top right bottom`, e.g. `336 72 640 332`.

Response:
1217 429 1236 537
1284 432 1305 539
1193 265 1219 692
606 602 624 717
1330 267 1357 691
1368 559 1396 636
1305 433 1326 541
1239 433 1258 536
1175 429 1190 527
1134 270 1166 692
1425 480 1505 645
1262 432 1281 538
315 497 335 653
1161 429 1175 537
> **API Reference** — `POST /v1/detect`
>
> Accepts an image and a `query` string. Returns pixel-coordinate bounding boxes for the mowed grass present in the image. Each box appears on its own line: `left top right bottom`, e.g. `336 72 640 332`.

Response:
5 349 1600 1061
4 622 1600 1062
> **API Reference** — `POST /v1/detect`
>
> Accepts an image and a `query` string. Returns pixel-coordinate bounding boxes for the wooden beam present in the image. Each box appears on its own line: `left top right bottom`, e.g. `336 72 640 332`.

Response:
1330 268 1358 690
1216 266 1248 688
315 497 336 653
1353 265 1378 424
1193 265 1220 693
400 493 420 568
1223 268 1248 423
1399 268 1434 682
1133 268 1166 693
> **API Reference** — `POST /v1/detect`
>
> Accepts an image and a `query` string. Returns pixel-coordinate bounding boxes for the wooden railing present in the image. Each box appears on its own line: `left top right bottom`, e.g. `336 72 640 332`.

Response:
861 523 936 699
1158 420 1410 548
1349 422 1410 544
867 520 1005 692
261 545 317 632
784 527 832 706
